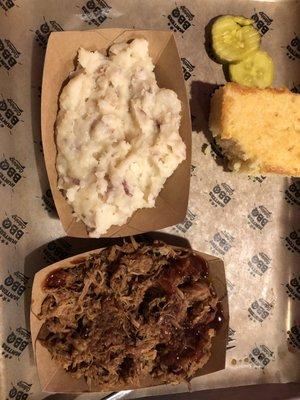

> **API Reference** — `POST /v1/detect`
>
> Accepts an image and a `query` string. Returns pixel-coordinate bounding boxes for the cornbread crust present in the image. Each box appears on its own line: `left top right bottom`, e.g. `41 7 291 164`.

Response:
209 83 300 176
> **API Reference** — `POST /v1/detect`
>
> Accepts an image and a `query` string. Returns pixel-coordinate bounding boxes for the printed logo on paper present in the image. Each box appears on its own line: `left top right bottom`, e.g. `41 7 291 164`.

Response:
285 276 300 301
42 238 73 264
0 0 17 13
248 252 271 277
6 380 32 400
285 180 300 206
0 97 23 130
247 205 271 230
248 298 273 323
0 157 25 188
181 57 195 81
32 19 64 49
0 214 27 246
284 230 300 253
1 327 30 359
248 175 266 183
286 35 300 61
227 326 236 350
79 0 111 27
287 325 300 350
0 271 29 303
165 6 194 34
209 182 234 208
173 208 197 234
210 230 234 256
226 278 235 295
0 38 21 71
251 11 273 35
41 188 57 214
249 344 274 369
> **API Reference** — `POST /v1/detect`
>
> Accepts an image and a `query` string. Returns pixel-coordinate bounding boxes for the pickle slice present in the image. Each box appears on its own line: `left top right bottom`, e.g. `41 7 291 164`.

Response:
229 50 274 88
212 15 261 63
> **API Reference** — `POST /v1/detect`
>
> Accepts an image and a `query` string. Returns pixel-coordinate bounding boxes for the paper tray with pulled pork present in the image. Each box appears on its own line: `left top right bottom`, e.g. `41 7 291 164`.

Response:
35 241 223 390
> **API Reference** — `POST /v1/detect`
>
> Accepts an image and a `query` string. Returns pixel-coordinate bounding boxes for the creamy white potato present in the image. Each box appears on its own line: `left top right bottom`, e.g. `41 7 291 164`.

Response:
56 38 186 237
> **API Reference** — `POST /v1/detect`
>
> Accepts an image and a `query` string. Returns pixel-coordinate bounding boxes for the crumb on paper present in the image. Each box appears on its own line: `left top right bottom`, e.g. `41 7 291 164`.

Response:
201 143 211 155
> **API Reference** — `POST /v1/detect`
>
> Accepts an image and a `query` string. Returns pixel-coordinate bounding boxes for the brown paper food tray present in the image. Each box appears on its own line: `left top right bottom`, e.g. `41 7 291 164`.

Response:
30 245 229 394
41 28 192 238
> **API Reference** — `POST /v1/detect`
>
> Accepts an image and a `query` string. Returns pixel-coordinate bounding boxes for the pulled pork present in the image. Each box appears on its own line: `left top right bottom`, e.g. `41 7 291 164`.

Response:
38 241 220 387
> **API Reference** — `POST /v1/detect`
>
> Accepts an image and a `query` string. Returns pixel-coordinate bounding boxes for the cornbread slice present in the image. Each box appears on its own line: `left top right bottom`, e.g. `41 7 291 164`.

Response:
209 83 300 176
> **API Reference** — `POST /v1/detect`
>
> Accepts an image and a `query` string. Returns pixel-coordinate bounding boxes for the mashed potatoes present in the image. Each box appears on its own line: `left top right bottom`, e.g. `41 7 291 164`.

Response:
56 39 186 237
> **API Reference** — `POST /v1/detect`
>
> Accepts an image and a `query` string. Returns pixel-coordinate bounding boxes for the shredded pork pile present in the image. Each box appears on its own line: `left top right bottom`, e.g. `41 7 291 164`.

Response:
38 241 220 388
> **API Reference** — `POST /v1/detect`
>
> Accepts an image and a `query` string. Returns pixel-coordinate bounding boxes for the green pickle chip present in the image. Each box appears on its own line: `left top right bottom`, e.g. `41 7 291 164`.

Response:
212 15 261 63
229 50 274 89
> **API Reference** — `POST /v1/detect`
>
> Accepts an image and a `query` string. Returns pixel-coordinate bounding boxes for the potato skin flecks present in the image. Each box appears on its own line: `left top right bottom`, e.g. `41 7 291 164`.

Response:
56 39 186 237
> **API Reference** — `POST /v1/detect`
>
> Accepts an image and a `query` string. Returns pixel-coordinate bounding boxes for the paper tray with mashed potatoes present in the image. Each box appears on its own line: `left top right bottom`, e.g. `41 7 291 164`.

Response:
41 28 192 238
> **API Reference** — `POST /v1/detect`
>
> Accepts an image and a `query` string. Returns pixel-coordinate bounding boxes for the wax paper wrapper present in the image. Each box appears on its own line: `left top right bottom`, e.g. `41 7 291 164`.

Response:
0 0 299 400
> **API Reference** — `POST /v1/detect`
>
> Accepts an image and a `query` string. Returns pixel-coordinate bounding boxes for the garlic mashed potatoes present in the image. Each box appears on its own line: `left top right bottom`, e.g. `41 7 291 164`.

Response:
56 39 186 237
